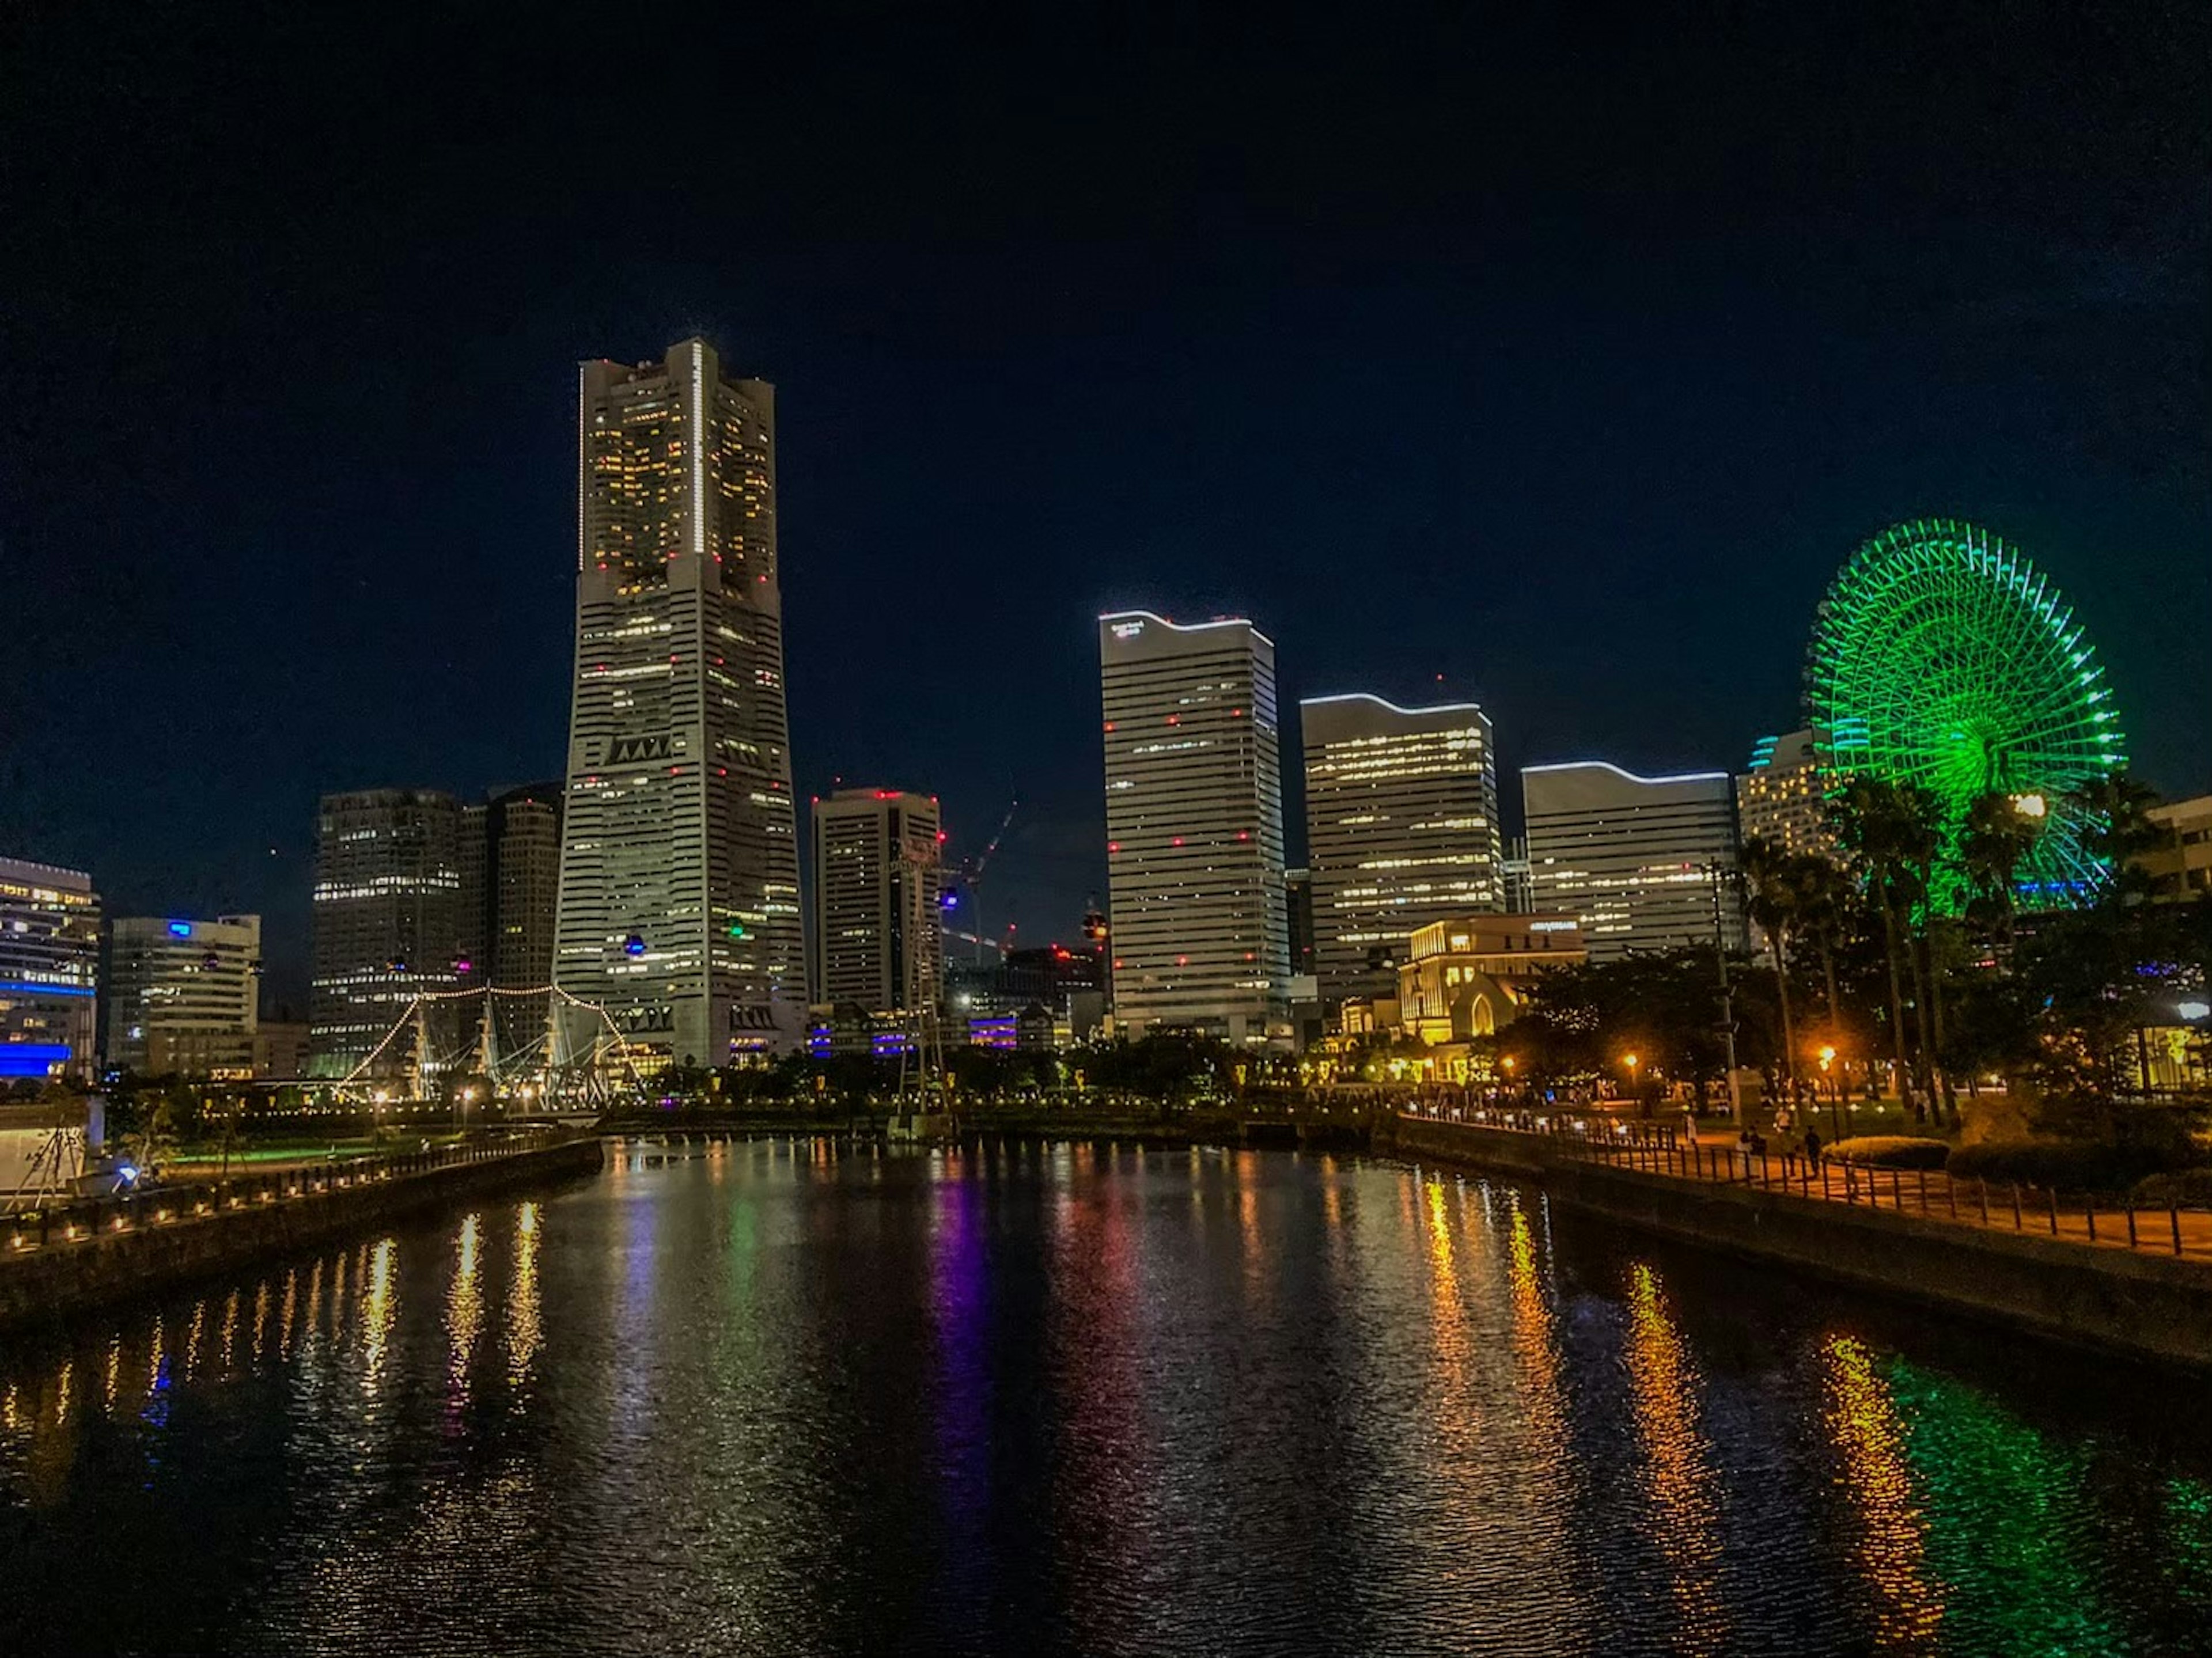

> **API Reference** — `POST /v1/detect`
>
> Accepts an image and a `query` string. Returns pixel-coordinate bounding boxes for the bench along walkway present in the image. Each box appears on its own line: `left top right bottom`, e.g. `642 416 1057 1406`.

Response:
1406 1107 2212 1264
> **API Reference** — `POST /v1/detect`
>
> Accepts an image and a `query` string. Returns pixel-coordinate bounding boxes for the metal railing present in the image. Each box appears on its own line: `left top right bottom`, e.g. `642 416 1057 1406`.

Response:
2 1129 571 1258
1404 1107 2212 1262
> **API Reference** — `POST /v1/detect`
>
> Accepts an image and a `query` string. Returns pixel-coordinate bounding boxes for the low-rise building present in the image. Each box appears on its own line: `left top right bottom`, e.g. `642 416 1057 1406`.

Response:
1396 913 1587 1044
2141 795 2212 904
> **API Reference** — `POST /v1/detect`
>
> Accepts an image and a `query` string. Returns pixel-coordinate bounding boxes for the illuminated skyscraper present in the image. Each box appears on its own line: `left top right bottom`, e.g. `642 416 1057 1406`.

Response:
810 789 942 1015
0 857 100 1080
1737 729 1835 859
310 789 463 1078
1299 693 1503 1004
1522 761 1745 959
1099 610 1289 1044
553 340 805 1068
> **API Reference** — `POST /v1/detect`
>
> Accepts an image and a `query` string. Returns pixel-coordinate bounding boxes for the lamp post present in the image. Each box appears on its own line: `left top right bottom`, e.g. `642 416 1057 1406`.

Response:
1817 1045 1842 1140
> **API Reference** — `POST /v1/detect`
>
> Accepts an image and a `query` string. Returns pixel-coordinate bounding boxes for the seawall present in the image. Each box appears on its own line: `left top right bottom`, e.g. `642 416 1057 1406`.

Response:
0 1137 604 1333
1377 1114 2212 1369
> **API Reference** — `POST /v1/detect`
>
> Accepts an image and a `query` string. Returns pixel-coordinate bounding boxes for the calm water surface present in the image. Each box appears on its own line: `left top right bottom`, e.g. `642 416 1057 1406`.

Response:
3 1141 2210 1656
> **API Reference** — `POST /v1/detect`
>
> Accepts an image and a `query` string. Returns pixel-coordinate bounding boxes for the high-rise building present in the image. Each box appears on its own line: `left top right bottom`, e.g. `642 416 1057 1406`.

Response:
0 858 100 1082
102 915 260 1077
310 789 464 1079
1501 835 1533 914
1300 693 1504 1004
1522 762 1745 959
810 790 942 1015
553 339 805 1069
1099 610 1289 1044
1737 729 1835 859
459 783 564 1059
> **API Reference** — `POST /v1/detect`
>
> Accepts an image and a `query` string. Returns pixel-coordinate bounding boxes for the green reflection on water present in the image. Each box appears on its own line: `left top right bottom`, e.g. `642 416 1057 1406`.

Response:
1884 1355 2123 1656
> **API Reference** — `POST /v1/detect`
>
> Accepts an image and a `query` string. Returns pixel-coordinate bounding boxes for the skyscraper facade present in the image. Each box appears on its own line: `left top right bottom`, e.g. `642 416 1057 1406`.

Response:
102 914 261 1077
1099 610 1289 1044
0 858 100 1081
455 783 563 1060
1299 693 1504 1004
310 789 463 1079
1522 762 1746 960
553 340 805 1069
1737 729 1835 859
810 789 942 1015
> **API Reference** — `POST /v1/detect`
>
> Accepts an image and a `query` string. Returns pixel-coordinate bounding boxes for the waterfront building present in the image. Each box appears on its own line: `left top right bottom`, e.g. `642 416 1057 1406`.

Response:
553 339 806 1071
461 783 563 1058
101 914 260 1077
1300 693 1503 1006
310 789 464 1079
0 858 100 1081
1396 913 1586 1044
812 790 942 1016
1099 610 1290 1044
1522 762 1746 959
2141 795 2212 904
1737 729 1836 858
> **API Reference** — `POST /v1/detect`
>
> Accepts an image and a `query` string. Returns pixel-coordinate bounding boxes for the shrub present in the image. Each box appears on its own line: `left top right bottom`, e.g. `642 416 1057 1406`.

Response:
1945 1139 2199 1194
1827 1136 1950 1170
2131 1168 2212 1209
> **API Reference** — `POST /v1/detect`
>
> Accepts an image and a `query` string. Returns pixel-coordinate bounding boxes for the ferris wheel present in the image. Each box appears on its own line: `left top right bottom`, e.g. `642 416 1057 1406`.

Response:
1805 519 2127 909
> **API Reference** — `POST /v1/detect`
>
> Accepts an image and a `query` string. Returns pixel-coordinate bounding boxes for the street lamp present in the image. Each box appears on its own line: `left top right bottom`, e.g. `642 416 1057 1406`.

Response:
1622 1052 1639 1107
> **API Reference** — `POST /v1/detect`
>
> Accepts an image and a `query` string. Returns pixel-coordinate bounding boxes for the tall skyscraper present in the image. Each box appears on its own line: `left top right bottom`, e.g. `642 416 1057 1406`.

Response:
102 915 260 1077
310 789 464 1078
0 858 100 1081
452 783 564 1060
1099 610 1289 1044
553 340 805 1069
1522 762 1745 960
1737 729 1835 859
1299 693 1504 1004
810 789 942 1015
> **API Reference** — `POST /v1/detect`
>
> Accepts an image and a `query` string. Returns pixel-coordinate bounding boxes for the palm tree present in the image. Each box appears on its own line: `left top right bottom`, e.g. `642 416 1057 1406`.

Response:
1831 776 1943 1118
1741 836 1801 1088
2068 771 2165 903
1961 790 2041 950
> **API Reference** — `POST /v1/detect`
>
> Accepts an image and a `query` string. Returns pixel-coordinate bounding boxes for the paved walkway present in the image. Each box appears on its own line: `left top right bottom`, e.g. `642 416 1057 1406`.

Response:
1410 1110 2212 1264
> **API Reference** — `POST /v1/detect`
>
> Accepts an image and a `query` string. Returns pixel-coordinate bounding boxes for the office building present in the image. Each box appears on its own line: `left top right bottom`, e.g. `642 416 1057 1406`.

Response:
2141 795 2212 904
310 789 464 1079
0 858 100 1082
1738 729 1835 858
1396 913 1586 1044
1501 836 1533 915
254 1019 311 1080
553 339 805 1069
454 783 563 1058
811 790 942 1015
1100 610 1289 1044
1523 762 1745 959
1300 693 1503 1004
102 914 260 1077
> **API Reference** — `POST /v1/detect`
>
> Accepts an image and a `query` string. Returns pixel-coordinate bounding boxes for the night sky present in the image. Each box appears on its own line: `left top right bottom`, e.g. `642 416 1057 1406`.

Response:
4 4 2205 1008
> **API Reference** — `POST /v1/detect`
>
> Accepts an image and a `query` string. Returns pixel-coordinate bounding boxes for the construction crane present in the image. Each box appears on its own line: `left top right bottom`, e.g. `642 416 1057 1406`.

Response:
940 792 1018 965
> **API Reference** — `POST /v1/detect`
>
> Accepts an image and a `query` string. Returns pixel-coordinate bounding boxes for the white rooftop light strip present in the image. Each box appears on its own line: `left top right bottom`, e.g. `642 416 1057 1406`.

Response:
1098 609 1275 648
1522 760 1733 785
1300 692 1488 716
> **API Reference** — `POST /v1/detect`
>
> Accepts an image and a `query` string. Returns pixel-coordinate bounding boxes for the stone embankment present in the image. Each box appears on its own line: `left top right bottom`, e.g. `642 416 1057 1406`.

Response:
1376 1114 2212 1369
0 1135 603 1331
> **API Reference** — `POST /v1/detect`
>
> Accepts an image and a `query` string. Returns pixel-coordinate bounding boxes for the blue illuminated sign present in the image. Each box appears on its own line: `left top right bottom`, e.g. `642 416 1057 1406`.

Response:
0 1044 71 1078
167 920 194 938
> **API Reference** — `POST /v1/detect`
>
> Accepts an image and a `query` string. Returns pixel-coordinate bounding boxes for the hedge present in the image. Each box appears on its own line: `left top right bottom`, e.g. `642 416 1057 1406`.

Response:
1945 1139 2199 1194
1827 1136 1951 1170
2131 1168 2212 1209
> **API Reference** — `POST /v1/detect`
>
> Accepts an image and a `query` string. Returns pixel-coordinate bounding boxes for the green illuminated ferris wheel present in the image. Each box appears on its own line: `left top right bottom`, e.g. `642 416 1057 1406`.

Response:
1806 519 2127 910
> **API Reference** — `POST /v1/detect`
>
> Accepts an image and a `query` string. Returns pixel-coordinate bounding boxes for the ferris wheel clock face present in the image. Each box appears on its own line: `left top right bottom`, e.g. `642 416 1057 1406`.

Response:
1806 519 2127 910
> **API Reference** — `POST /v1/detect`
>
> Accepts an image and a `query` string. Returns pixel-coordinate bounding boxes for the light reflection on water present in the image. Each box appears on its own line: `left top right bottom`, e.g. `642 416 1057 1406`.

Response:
0 1145 2209 1656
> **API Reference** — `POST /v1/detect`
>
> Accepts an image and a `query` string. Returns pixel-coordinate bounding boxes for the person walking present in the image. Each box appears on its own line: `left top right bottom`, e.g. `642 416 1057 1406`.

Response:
1804 1125 1823 1171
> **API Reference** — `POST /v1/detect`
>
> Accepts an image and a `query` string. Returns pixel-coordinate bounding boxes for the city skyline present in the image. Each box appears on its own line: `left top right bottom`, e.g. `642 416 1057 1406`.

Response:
5 9 2203 1007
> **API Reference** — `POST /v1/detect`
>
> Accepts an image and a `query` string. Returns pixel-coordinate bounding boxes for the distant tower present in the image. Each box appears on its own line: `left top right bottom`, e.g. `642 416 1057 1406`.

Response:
310 790 463 1079
552 340 806 1071
1299 693 1504 1006
811 790 942 1016
1099 610 1289 1044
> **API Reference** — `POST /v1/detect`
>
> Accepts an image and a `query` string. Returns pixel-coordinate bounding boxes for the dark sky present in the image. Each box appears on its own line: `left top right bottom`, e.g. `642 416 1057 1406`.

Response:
4 3 2206 1007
